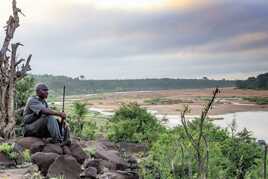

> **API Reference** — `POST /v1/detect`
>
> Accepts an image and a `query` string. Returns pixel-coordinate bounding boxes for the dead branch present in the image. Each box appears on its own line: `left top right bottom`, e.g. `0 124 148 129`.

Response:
16 54 32 80
0 0 20 60
15 58 25 67
180 88 220 179
181 105 199 152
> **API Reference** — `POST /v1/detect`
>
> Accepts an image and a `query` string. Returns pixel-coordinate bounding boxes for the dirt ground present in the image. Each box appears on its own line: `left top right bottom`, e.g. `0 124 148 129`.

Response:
65 87 268 115
0 167 29 179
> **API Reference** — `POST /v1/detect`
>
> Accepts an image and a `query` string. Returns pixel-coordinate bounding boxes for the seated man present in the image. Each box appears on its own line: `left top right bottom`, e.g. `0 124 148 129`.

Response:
22 83 70 144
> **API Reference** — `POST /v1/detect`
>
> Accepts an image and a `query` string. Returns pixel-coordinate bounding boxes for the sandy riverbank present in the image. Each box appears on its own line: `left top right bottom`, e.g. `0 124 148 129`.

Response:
62 88 268 115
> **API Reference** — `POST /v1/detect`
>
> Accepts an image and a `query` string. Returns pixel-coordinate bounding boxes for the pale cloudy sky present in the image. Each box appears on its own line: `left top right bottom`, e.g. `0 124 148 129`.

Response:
0 0 268 80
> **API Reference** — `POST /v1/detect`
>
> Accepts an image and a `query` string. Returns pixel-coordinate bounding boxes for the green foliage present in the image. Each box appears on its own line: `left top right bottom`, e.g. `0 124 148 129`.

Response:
0 143 18 160
23 149 31 162
243 96 268 105
15 76 35 126
140 130 188 179
73 102 88 119
144 98 191 105
79 121 97 139
69 101 88 135
68 114 102 140
15 75 35 108
139 120 262 179
236 72 268 90
0 143 33 163
68 101 96 139
107 102 165 145
220 129 262 178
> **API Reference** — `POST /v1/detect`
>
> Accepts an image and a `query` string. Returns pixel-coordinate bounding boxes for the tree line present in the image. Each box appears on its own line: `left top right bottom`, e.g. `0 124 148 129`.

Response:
32 74 236 95
236 72 268 90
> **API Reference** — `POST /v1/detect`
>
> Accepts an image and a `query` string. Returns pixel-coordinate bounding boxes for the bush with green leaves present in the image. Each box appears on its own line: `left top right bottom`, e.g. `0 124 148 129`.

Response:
15 75 35 108
79 121 97 139
23 149 31 163
68 101 96 139
0 143 18 160
0 143 32 163
72 101 88 132
15 75 35 126
220 128 262 178
243 96 268 105
107 102 165 145
139 119 262 179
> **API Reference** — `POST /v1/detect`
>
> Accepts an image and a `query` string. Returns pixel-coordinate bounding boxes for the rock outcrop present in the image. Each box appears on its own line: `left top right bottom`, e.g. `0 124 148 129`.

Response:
0 137 140 179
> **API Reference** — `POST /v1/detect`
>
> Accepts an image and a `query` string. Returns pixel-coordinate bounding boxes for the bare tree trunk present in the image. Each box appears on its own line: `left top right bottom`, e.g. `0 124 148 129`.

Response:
0 0 32 139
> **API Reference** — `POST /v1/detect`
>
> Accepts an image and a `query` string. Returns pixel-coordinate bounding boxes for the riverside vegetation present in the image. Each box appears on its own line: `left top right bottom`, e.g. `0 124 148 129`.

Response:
5 77 266 178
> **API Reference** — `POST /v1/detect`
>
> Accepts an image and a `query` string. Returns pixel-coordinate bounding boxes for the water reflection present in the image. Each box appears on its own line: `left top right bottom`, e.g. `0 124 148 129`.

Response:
162 111 268 141
213 111 268 141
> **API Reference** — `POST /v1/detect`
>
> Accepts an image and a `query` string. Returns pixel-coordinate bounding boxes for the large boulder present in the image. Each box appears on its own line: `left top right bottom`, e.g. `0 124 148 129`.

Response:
80 167 97 179
0 152 16 168
31 152 60 175
83 159 104 174
118 142 147 153
97 140 118 151
42 143 63 155
62 145 72 155
95 145 129 170
47 155 82 179
83 158 118 174
69 142 89 164
16 137 44 150
30 141 45 154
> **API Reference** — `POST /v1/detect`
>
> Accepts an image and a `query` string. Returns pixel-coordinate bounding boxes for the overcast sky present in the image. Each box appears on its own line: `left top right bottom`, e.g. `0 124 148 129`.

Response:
1 0 268 80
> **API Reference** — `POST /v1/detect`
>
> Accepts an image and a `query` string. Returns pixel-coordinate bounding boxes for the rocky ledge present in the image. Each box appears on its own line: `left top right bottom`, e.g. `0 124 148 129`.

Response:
0 137 145 179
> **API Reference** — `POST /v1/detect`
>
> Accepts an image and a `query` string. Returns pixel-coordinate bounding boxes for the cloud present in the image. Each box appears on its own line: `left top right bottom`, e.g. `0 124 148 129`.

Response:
0 0 268 79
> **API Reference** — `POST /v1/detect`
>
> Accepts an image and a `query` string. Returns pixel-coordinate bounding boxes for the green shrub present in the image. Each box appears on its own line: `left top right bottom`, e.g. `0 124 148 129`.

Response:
23 149 31 162
15 76 35 126
0 143 18 160
139 119 262 179
144 98 189 105
68 117 97 140
80 121 97 140
0 143 33 163
243 96 268 105
67 101 96 140
140 131 184 179
107 102 165 145
0 143 13 154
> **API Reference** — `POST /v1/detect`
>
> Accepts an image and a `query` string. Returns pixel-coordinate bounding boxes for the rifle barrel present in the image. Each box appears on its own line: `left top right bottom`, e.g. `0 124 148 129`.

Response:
62 85 66 112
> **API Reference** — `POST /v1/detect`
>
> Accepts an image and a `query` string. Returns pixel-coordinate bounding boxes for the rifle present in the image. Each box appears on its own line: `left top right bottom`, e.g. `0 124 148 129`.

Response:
61 85 66 135
62 85 66 113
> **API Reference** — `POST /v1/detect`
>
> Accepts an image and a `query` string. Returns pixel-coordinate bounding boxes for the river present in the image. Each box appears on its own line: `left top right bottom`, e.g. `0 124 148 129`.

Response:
89 107 268 141
159 111 268 141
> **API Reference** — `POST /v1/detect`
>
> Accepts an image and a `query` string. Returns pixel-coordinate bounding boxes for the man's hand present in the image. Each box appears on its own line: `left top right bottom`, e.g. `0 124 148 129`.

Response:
58 112 66 119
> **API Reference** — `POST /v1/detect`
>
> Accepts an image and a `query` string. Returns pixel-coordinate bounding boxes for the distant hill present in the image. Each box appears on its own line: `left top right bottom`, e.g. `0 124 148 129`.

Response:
236 72 268 90
32 74 236 95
